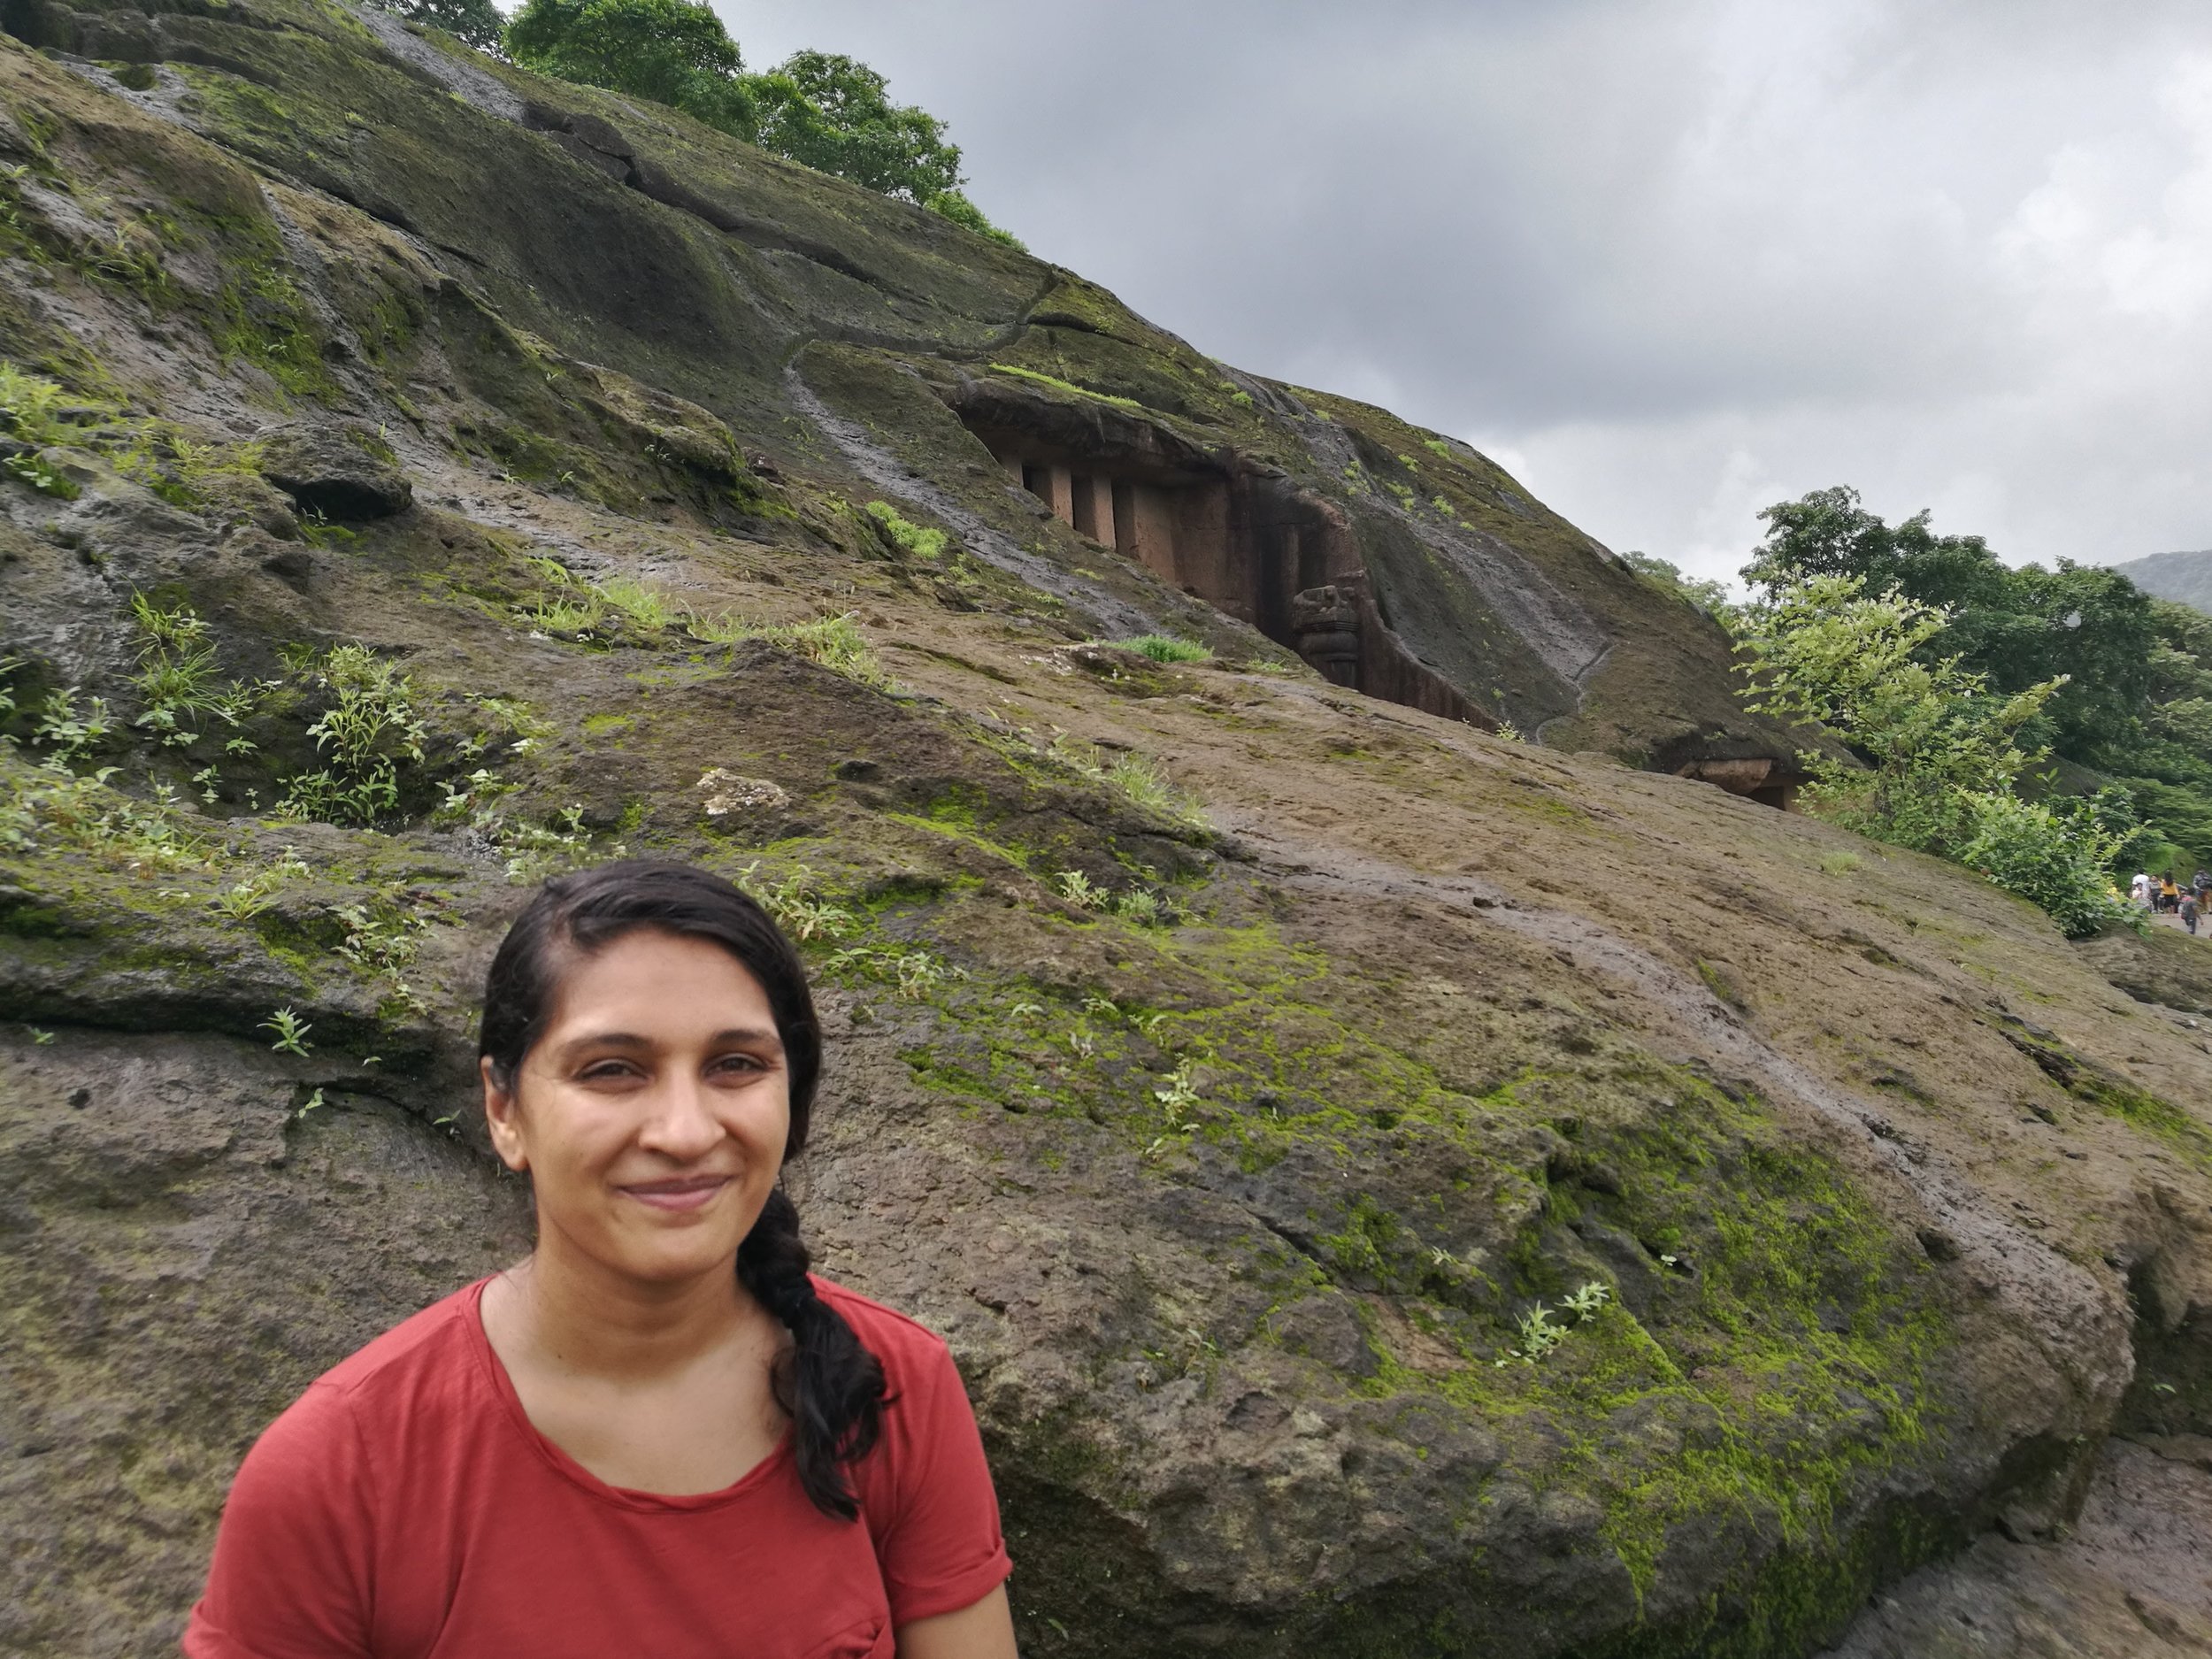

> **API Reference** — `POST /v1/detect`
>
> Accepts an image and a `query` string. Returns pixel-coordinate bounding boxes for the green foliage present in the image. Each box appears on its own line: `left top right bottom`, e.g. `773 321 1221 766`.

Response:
1110 634 1213 664
1955 792 2132 937
28 687 115 768
499 12 1021 236
1494 1281 1612 1368
0 361 75 449
261 1006 312 1056
919 188 1024 250
822 942 966 1000
1623 550 1732 613
369 0 503 50
1043 734 1207 831
1735 574 2061 853
749 50 959 201
1752 486 2212 874
0 361 83 497
1732 574 2135 935
987 364 1142 411
733 861 859 942
506 0 757 137
127 595 261 750
0 752 202 874
864 500 948 560
278 646 427 826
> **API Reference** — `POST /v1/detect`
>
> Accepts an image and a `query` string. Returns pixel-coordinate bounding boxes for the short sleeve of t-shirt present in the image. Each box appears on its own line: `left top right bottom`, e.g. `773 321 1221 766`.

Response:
826 1283 1010 1625
188 1381 376 1656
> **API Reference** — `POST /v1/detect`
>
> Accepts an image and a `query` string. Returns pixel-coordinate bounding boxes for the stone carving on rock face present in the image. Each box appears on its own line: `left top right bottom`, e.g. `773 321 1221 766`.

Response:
1290 585 1361 687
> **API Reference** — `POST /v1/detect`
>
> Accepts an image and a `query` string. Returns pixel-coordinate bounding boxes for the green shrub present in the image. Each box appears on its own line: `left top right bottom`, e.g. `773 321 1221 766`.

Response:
1110 634 1213 664
1956 792 2134 937
864 500 948 560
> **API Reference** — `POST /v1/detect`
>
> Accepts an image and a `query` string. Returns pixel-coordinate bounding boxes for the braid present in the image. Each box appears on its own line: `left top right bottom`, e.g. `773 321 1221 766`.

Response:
737 1187 886 1520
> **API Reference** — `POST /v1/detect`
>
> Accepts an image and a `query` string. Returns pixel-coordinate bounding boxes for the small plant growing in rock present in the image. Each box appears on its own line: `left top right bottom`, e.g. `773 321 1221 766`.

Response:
334 899 434 1013
1052 870 1104 910
262 1007 312 1057
1494 1280 1611 1368
1112 887 1163 926
0 364 84 497
279 646 427 826
32 687 114 768
734 862 858 941
822 944 964 1000
128 595 261 750
595 575 680 633
1154 1061 1202 1125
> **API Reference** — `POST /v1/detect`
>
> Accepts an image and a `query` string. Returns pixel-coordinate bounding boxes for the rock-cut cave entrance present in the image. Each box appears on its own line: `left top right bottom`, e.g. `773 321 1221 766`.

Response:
965 413 1494 731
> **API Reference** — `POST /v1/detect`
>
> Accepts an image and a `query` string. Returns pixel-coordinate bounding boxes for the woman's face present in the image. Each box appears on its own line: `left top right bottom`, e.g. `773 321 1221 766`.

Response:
482 928 791 1287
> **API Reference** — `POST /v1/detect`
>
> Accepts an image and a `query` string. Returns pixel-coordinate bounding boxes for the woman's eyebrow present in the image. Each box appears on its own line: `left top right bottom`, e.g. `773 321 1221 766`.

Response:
554 1027 782 1054
713 1027 783 1048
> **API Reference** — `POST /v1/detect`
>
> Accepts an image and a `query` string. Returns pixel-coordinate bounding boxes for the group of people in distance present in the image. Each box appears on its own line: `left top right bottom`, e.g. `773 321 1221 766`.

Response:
2132 870 2212 936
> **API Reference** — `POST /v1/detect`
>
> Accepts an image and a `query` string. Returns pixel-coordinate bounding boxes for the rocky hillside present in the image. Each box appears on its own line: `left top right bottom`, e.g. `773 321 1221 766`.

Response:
4 4 2211 1656
2114 550 2212 616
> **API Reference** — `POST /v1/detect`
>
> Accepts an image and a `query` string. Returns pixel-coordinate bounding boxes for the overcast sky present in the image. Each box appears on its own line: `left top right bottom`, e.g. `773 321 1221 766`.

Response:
726 1 2212 585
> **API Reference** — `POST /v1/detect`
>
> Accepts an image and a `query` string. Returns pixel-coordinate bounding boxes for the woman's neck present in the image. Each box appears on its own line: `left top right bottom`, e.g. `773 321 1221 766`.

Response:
495 1234 765 1386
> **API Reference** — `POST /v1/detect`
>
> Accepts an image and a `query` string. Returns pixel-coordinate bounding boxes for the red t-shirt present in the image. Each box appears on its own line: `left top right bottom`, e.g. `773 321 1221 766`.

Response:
184 1278 1011 1658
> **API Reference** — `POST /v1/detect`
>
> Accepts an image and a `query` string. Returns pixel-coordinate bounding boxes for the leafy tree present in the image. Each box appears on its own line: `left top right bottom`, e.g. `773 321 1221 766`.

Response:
749 51 1022 245
1747 486 2157 755
372 0 503 51
1621 550 1731 613
505 0 758 140
498 16 1025 245
1732 572 2064 856
1747 486 2212 873
1729 573 2133 934
749 51 960 200
918 186 1025 250
1955 793 2133 938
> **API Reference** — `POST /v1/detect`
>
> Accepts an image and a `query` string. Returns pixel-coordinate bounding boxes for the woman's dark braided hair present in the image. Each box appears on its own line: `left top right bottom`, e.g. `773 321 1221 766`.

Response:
479 859 886 1520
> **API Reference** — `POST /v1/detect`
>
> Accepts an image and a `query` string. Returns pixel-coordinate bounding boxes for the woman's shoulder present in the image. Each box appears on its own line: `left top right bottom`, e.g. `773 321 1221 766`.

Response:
258 1280 489 1449
814 1283 951 1354
810 1277 963 1387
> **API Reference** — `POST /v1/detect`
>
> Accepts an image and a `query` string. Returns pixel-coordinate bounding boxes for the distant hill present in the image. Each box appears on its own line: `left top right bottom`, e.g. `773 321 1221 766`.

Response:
2112 549 2212 612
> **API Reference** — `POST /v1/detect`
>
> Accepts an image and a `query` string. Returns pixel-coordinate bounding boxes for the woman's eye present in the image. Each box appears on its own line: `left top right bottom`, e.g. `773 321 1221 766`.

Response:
579 1060 641 1082
710 1053 765 1077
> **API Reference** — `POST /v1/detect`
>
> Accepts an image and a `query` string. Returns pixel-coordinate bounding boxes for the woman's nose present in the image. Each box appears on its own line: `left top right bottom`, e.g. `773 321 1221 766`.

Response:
637 1076 724 1157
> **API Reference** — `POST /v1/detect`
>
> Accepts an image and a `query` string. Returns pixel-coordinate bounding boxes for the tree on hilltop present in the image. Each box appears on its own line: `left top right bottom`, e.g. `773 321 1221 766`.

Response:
368 0 504 52
505 0 759 139
496 9 1025 247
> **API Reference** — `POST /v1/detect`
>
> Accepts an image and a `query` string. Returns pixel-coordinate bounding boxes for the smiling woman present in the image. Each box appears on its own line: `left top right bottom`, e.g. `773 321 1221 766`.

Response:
184 863 1018 1659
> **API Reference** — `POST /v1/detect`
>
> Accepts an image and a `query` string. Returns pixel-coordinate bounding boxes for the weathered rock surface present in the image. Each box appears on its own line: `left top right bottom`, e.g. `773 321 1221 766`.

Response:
257 420 413 520
1 4 2210 1656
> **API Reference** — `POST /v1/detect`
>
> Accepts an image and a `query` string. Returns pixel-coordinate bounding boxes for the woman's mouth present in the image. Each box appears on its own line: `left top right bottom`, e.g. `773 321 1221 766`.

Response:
618 1175 731 1212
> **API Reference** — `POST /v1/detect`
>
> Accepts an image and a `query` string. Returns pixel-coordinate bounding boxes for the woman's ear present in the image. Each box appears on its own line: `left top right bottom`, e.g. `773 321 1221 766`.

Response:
481 1056 529 1172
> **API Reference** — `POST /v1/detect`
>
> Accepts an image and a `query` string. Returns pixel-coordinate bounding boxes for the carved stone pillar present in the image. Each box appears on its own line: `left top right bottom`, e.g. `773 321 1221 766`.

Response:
1290 585 1361 687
